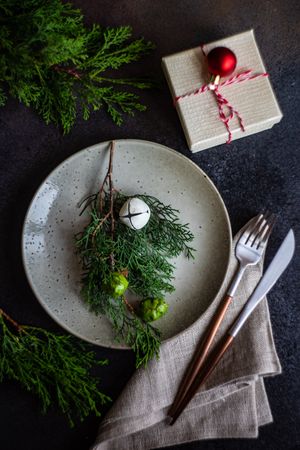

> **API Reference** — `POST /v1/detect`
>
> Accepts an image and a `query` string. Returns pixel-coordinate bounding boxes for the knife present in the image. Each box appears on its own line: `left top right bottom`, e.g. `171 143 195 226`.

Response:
229 228 295 337
169 229 295 425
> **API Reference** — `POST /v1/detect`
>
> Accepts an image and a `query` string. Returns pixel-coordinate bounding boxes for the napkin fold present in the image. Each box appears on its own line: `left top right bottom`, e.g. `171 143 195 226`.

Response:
91 228 282 450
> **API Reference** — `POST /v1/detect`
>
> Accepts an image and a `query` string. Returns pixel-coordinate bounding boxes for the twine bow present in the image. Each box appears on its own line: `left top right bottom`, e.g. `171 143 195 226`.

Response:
174 50 269 144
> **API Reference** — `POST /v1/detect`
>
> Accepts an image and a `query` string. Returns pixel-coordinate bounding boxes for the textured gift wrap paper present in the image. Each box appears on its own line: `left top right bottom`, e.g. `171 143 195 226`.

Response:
91 228 281 450
162 30 283 152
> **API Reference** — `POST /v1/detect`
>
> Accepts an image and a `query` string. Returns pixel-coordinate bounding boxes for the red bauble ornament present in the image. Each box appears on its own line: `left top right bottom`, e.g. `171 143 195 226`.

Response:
207 47 237 78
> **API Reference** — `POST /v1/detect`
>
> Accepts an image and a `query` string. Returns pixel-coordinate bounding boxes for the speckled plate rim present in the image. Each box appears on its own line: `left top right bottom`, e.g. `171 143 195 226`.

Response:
21 139 232 348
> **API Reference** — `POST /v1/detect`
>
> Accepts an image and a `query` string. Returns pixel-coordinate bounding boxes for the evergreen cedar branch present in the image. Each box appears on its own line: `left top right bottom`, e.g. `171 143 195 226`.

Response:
75 142 195 368
0 0 155 133
0 308 110 427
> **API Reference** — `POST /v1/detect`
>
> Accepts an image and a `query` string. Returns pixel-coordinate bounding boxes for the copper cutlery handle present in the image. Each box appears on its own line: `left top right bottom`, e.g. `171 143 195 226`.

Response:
168 294 233 417
169 333 234 425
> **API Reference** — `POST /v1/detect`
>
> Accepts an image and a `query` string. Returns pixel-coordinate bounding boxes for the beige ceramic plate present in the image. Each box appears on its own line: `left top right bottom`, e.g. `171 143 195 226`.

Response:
22 140 231 348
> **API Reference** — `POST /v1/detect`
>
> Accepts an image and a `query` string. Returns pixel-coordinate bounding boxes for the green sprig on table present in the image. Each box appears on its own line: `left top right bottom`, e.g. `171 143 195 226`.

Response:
0 0 155 133
0 308 110 427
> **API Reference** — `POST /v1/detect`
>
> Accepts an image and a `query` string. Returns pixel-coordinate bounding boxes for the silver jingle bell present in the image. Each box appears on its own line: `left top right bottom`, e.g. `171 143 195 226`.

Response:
119 197 151 230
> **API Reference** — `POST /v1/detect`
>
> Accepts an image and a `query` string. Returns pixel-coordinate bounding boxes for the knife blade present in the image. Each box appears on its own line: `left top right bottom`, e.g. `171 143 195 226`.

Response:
229 229 295 337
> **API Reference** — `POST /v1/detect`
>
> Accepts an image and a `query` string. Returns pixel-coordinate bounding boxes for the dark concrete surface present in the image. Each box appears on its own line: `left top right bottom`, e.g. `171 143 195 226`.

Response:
0 1 299 449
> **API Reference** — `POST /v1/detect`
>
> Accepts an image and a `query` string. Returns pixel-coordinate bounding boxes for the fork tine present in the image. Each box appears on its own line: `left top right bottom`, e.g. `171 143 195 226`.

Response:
252 220 269 247
257 214 276 249
245 212 270 245
239 214 264 245
252 211 274 248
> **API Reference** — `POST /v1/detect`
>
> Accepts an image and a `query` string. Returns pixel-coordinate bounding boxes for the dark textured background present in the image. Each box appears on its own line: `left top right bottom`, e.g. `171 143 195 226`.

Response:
0 1 299 449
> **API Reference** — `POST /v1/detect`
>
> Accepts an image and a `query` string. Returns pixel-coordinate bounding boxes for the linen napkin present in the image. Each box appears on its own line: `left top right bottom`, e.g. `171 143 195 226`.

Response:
91 227 282 450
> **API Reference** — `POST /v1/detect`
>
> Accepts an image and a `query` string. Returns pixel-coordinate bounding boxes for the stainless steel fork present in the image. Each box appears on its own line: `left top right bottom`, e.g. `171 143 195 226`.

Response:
227 212 276 297
168 212 276 418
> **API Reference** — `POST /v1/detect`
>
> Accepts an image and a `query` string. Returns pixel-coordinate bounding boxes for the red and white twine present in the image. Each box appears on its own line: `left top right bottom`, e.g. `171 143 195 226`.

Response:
174 53 269 144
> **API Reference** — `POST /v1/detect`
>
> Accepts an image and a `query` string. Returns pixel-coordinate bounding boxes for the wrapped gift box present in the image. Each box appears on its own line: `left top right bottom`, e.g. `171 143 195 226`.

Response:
162 30 282 152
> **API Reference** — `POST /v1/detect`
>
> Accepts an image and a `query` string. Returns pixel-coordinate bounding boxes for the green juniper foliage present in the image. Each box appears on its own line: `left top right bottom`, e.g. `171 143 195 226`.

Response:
0 0 155 132
75 147 195 368
0 310 110 427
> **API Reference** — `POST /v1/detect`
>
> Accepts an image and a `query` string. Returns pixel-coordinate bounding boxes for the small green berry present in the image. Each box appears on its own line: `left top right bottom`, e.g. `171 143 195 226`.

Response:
139 298 169 322
107 272 129 298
